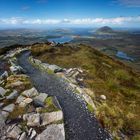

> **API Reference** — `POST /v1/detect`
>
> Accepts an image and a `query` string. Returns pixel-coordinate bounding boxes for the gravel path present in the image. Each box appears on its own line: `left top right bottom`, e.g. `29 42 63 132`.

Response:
17 51 112 140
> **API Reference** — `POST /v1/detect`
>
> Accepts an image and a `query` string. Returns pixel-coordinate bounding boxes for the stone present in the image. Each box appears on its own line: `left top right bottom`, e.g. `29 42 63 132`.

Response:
6 90 18 100
35 124 65 140
0 71 8 79
23 113 40 127
1 111 9 119
0 87 6 97
19 132 27 140
2 104 15 113
22 87 39 98
16 95 26 104
7 125 22 139
48 65 63 73
100 95 106 100
19 98 33 107
10 65 25 74
0 103 4 108
33 93 48 107
30 129 37 139
10 81 23 87
41 111 63 126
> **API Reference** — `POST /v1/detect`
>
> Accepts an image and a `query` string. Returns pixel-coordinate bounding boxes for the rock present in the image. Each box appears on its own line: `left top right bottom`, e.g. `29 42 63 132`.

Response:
36 107 43 113
6 90 18 100
10 81 24 87
7 125 22 139
22 87 39 98
16 95 26 104
100 95 106 100
19 132 27 140
41 111 63 126
10 65 25 74
23 113 40 127
29 129 37 139
33 93 48 107
1 111 9 119
0 87 6 97
27 113 40 127
0 103 4 108
19 98 33 107
35 124 65 140
2 104 15 112
48 65 63 73
0 71 8 79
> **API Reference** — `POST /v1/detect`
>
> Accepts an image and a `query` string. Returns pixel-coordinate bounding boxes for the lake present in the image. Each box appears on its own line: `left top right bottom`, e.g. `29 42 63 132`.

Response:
116 51 134 61
48 36 73 43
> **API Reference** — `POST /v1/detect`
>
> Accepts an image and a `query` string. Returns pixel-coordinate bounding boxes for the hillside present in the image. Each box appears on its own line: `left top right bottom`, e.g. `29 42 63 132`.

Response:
31 43 140 140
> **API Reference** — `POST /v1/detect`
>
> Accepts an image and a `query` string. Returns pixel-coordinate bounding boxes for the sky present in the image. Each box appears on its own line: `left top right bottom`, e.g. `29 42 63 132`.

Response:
0 0 140 28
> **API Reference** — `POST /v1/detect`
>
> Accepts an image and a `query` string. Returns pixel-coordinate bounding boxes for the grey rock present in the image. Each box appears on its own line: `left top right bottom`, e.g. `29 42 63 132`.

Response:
0 87 6 97
0 71 8 79
1 111 9 119
48 65 63 73
35 124 65 140
19 98 33 107
6 90 18 100
33 93 48 107
22 87 39 98
7 125 22 139
41 111 63 126
30 129 37 139
16 95 26 104
2 104 15 112
23 113 40 127
19 132 27 140
0 103 4 108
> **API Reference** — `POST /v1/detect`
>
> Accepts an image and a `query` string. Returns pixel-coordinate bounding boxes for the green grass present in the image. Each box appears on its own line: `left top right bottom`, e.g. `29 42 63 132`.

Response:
39 97 59 113
87 103 94 113
31 43 140 140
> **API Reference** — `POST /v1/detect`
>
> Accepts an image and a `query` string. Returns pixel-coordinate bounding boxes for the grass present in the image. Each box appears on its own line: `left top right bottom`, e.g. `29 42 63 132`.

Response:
39 97 59 113
87 103 94 113
31 43 140 140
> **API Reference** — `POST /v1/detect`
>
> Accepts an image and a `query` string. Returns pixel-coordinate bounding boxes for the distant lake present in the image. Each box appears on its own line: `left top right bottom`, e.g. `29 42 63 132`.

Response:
48 36 73 43
116 51 134 61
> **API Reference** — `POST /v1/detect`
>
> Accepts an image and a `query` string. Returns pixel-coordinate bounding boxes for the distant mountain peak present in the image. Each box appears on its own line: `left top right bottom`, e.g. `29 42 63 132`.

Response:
96 26 114 33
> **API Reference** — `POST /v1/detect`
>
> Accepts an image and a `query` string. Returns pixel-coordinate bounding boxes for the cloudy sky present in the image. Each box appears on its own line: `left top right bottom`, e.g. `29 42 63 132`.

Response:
0 0 140 28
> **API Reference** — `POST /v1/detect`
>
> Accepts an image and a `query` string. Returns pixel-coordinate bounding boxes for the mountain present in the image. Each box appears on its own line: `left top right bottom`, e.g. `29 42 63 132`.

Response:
96 26 115 34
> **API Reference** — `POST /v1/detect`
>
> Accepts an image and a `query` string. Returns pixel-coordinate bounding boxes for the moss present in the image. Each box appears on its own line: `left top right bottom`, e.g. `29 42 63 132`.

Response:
87 103 94 113
40 97 59 113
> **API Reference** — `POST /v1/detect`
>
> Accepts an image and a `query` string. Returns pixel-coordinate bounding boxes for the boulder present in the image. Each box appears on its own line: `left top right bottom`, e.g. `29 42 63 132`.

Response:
2 104 15 113
22 88 39 98
33 93 48 107
0 87 6 97
7 125 22 139
41 111 63 126
35 124 65 140
10 65 25 74
6 90 18 100
23 113 40 127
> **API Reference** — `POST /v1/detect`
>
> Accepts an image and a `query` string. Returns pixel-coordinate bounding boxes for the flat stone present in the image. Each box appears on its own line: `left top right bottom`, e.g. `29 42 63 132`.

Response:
2 104 15 112
0 103 4 108
30 129 37 139
0 71 8 79
33 93 48 107
6 90 18 100
1 111 9 119
22 88 39 98
35 124 65 140
7 126 22 139
41 111 63 126
23 113 40 127
0 87 6 97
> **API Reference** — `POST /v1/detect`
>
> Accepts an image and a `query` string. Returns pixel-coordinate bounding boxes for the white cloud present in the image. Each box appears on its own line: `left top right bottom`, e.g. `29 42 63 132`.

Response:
0 16 140 26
